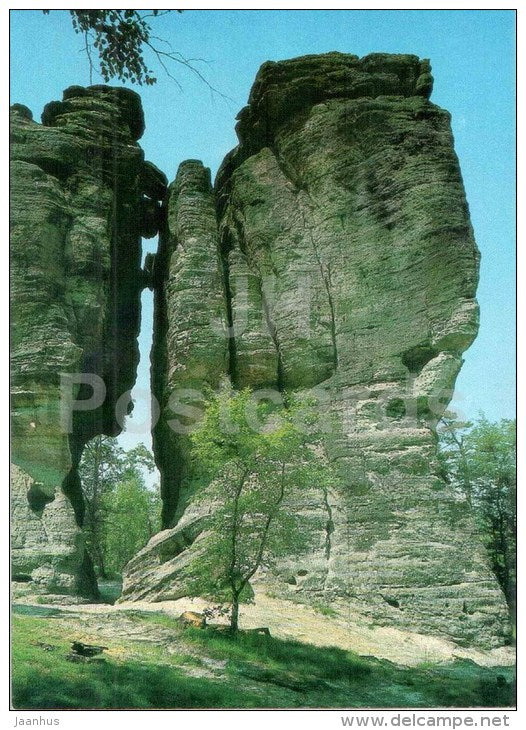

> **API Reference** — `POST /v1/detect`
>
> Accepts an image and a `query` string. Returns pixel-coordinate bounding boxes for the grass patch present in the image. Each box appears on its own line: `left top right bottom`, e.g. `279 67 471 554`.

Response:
184 624 371 681
12 613 515 709
313 602 339 619
11 615 261 709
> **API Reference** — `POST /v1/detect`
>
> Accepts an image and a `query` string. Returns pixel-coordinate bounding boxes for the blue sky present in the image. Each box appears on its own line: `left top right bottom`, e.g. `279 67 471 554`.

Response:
10 9 516 463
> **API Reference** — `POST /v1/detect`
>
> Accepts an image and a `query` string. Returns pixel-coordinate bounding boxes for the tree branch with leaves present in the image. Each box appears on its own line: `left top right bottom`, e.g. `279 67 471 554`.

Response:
43 9 224 96
187 385 339 632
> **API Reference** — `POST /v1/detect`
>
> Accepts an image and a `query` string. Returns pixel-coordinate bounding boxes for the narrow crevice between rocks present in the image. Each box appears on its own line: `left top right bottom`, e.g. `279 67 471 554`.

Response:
150 210 178 529
300 204 339 375
219 227 239 388
321 485 335 563
324 262 339 371
260 284 285 392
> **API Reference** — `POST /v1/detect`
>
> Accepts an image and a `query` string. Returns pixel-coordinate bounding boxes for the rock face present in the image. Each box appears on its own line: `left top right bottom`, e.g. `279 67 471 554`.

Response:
121 54 509 648
11 464 83 593
150 160 228 527
10 86 166 595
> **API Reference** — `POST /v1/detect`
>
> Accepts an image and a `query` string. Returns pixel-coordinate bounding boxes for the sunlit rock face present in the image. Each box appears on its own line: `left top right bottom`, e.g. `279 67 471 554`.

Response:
10 86 166 596
120 53 510 648
150 160 228 529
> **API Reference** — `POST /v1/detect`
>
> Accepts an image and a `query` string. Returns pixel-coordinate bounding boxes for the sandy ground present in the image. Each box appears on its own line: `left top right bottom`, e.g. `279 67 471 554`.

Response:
16 586 515 668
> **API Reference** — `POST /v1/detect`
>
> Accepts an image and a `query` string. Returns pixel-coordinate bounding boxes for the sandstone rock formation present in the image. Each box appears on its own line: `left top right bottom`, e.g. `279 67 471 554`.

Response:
150 160 228 527
11 54 510 650
120 54 510 648
10 87 166 595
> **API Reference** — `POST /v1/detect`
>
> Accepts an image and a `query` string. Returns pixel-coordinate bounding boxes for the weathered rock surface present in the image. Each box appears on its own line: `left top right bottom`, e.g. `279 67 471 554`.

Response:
121 53 509 648
151 160 227 526
11 464 83 593
10 86 166 595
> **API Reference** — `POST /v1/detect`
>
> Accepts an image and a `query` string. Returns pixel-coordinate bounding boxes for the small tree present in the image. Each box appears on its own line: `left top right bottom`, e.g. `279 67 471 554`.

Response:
102 476 161 575
189 386 338 632
437 415 474 504
78 437 156 577
438 414 516 612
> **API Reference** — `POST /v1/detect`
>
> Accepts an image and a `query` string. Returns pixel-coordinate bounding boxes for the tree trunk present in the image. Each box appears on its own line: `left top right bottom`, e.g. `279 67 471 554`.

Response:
93 541 108 580
230 595 240 633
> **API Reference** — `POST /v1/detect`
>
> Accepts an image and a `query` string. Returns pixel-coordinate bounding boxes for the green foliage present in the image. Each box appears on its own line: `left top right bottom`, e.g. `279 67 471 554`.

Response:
12 614 515 709
78 437 159 578
102 477 161 576
42 9 225 97
312 602 339 618
185 625 371 682
11 615 261 709
188 385 339 630
44 10 182 85
438 415 516 612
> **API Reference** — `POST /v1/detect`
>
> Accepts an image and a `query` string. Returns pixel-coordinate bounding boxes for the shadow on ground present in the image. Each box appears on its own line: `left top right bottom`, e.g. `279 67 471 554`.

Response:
12 612 515 709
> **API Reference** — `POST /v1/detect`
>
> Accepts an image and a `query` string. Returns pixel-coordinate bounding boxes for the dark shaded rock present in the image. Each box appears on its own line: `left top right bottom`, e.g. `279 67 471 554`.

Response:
143 253 156 291
10 85 160 595
139 197 162 239
71 641 108 657
26 483 54 513
140 160 169 200
10 103 32 120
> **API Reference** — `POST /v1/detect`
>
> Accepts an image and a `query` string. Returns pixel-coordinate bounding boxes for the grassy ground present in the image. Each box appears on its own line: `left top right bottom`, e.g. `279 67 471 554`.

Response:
12 611 515 710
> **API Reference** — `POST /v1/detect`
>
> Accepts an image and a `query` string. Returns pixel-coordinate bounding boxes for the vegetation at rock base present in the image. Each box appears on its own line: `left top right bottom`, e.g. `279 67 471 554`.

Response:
438 415 516 614
12 612 515 709
187 386 339 631
79 438 160 578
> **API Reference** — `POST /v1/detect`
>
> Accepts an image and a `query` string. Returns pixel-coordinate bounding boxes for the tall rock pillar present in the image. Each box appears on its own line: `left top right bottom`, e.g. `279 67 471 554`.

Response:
10 86 165 596
125 54 510 648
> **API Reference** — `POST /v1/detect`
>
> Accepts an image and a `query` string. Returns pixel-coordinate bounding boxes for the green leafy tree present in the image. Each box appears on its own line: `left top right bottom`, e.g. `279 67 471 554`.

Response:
437 416 474 505
102 477 162 576
189 385 339 632
78 436 123 578
42 9 219 93
438 415 516 612
78 436 156 577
